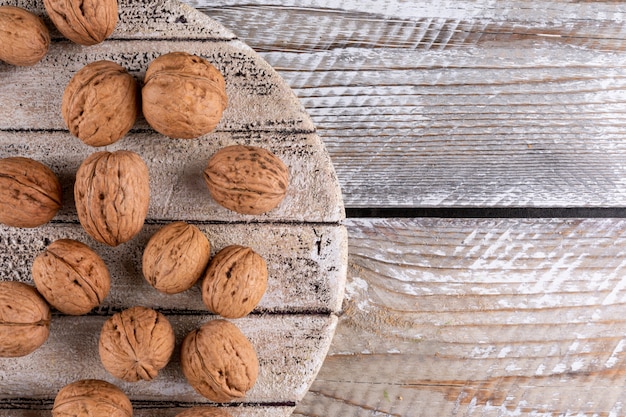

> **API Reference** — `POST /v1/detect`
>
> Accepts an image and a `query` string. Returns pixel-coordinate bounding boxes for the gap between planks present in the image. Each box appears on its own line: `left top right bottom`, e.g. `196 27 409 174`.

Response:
344 206 626 219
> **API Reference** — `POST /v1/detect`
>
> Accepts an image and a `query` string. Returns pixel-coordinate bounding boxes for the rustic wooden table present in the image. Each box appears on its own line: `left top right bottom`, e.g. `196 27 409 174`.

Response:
3 0 626 416
183 1 626 416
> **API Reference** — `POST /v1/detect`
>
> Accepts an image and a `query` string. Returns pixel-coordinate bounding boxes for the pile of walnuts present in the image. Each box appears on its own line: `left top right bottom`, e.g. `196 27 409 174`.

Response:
0 1 291 416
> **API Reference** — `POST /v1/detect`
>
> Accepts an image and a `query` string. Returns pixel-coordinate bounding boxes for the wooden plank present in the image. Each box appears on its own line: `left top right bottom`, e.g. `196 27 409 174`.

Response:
0 314 337 404
294 218 626 416
184 1 626 208
0 130 343 223
193 0 626 27
0 223 347 313
191 1 626 52
1 39 316 133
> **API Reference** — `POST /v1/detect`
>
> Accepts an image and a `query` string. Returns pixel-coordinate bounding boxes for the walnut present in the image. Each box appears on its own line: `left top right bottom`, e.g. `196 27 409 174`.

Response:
203 145 289 215
175 407 234 417
0 6 49 66
142 221 211 294
142 52 228 139
181 319 258 402
43 0 117 46
74 150 150 247
52 379 132 417
62 60 139 147
0 157 62 228
0 281 50 357
99 306 175 382
32 238 110 315
201 245 267 319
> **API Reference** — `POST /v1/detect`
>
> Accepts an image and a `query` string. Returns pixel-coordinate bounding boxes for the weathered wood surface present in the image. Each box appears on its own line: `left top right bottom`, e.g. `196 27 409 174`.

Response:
4 0 626 416
0 223 346 313
176 2 626 416
0 7 344 222
295 218 626 416
0 0 346 416
0 130 341 222
0 314 337 402
189 0 626 208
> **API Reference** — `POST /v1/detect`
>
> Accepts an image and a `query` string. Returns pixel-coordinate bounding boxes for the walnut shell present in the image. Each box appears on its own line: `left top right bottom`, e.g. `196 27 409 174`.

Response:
142 221 211 294
142 52 228 139
74 150 150 247
43 0 117 46
0 6 49 66
203 145 288 215
62 60 139 147
181 319 259 402
201 245 267 319
32 238 110 315
52 379 132 417
0 281 50 357
0 157 62 228
99 306 175 382
175 407 234 417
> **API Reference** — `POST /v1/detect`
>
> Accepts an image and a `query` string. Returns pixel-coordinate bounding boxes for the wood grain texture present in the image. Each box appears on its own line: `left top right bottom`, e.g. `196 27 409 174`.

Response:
294 218 626 416
0 0 346 414
1 29 344 221
0 314 337 403
188 0 626 208
0 130 342 222
0 223 346 314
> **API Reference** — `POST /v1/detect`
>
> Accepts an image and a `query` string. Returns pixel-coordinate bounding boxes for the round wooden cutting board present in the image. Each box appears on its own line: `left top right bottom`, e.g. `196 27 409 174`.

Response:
0 1 347 416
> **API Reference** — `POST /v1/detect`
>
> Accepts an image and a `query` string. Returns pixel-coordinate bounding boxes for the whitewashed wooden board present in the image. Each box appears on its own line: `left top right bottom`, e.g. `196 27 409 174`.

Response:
0 1 347 416
296 218 626 417
190 0 626 209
